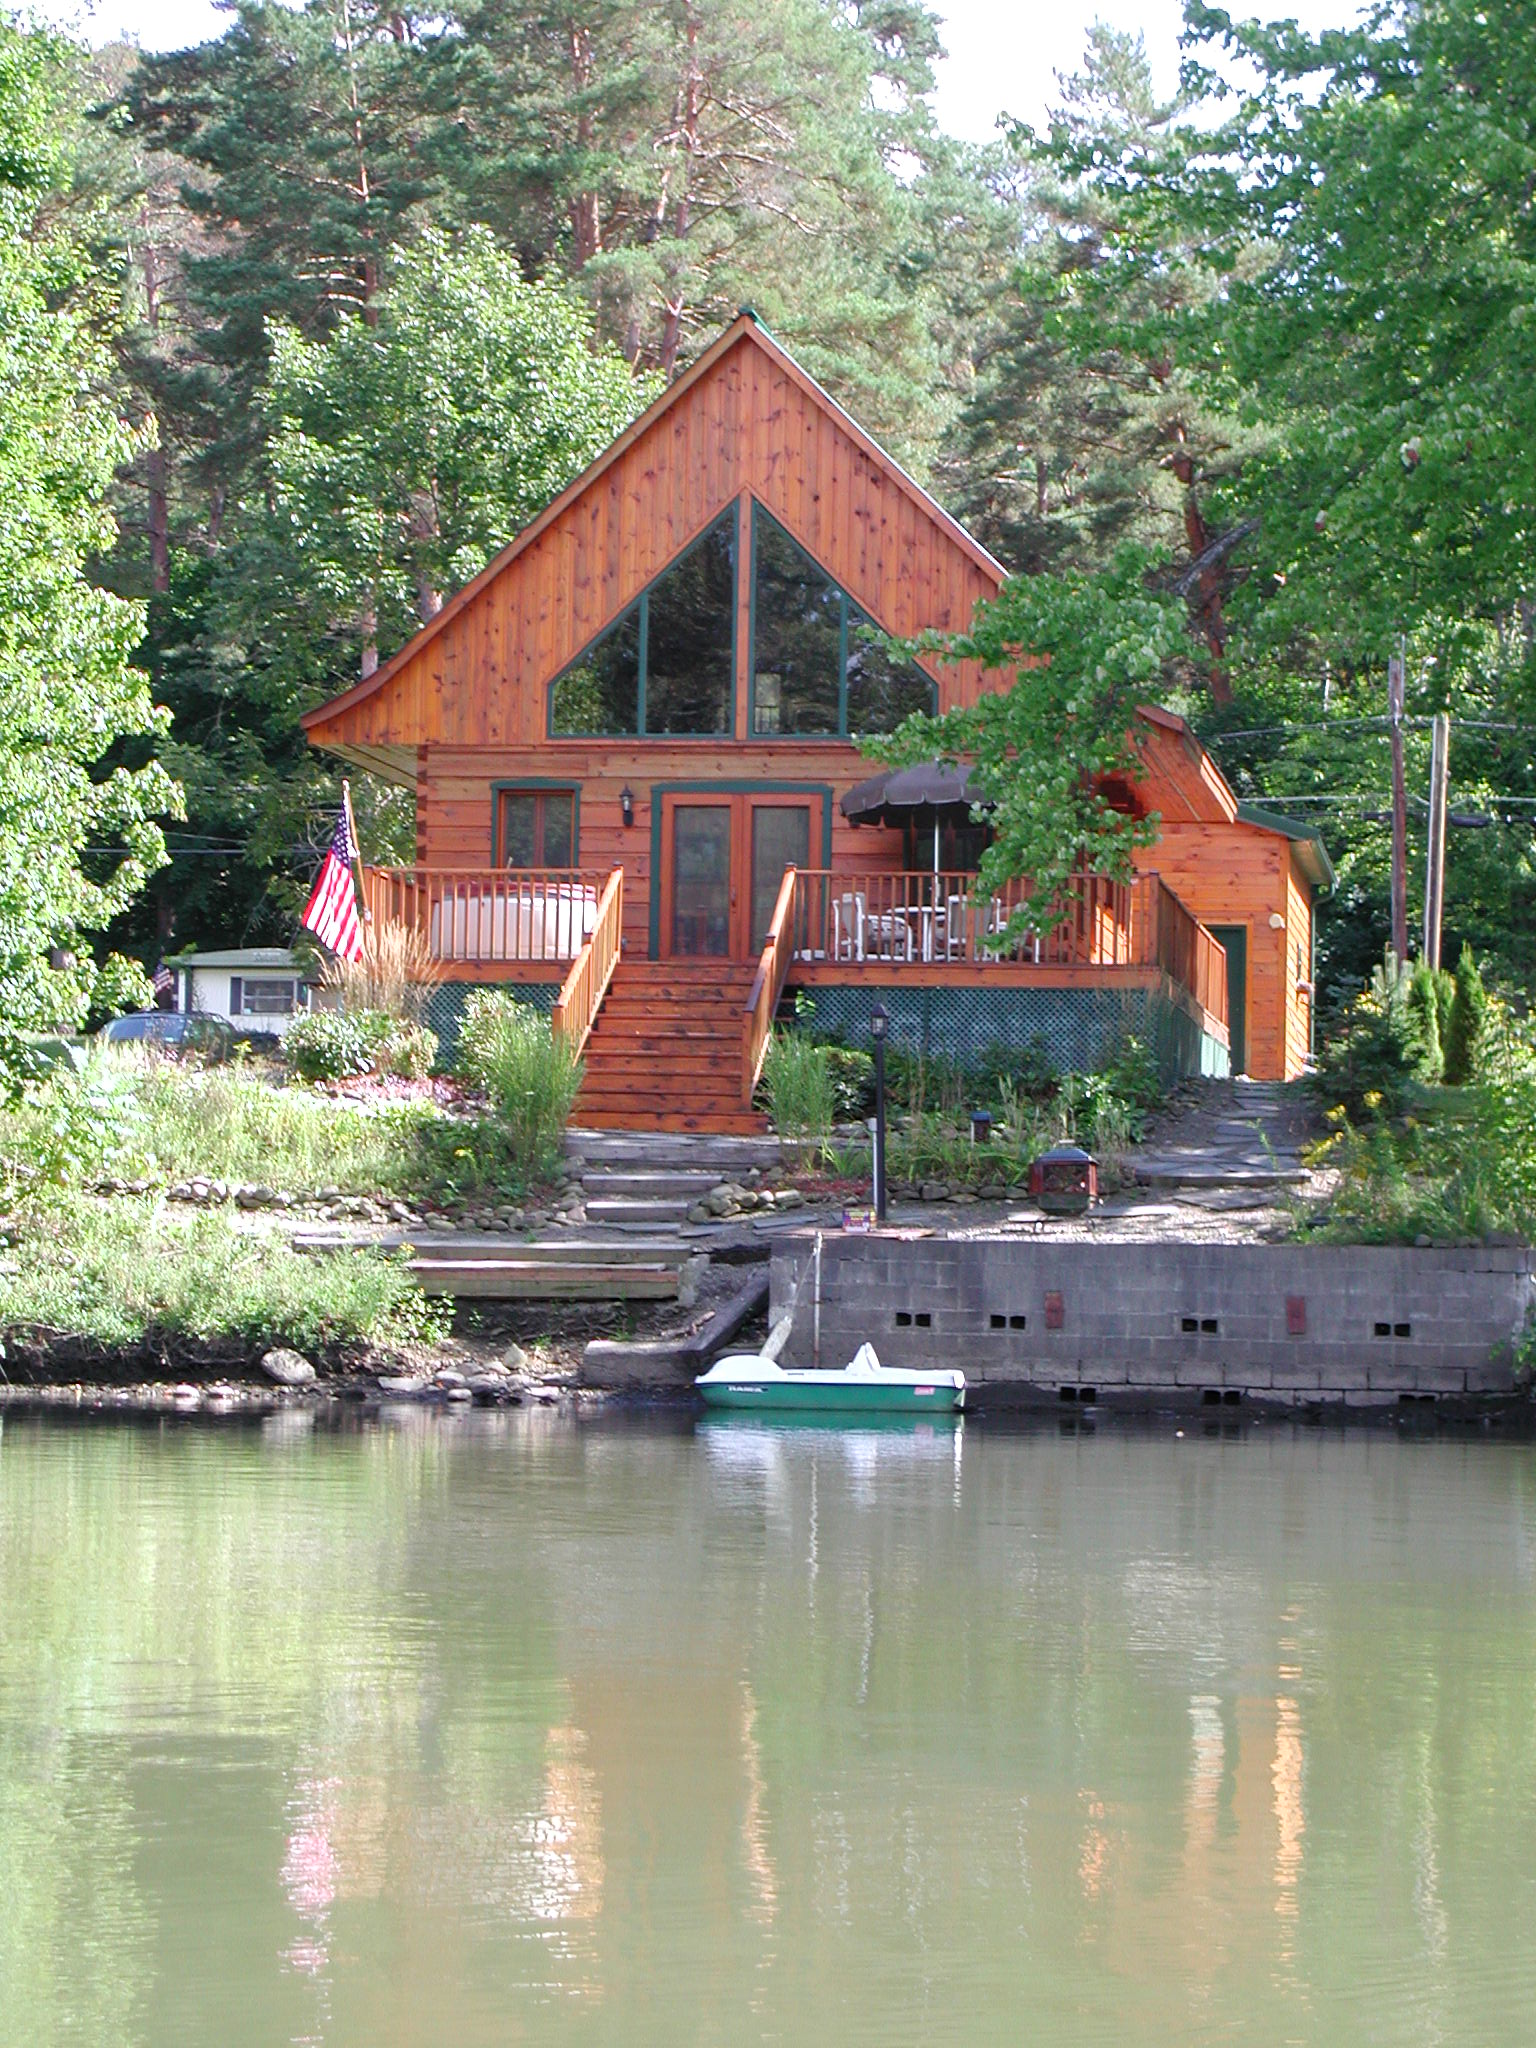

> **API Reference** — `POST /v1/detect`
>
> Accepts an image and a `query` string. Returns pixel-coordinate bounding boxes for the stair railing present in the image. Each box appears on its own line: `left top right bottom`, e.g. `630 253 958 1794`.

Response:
742 866 799 1102
551 867 624 1059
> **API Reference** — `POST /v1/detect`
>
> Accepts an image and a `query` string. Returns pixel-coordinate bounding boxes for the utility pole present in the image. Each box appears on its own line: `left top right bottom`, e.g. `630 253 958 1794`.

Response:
1389 647 1409 962
1423 711 1450 969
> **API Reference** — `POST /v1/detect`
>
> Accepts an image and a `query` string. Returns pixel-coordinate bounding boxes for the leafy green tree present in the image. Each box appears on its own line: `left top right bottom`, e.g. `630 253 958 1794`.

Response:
426 0 995 462
1170 0 1536 667
875 547 1187 926
260 224 654 678
0 19 177 1052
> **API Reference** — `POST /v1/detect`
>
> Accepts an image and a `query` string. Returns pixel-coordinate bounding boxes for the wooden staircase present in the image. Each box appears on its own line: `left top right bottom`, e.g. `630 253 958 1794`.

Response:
573 958 768 1134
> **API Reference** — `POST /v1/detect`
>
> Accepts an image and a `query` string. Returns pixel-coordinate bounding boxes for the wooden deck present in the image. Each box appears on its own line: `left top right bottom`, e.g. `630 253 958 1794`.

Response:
364 861 1229 1128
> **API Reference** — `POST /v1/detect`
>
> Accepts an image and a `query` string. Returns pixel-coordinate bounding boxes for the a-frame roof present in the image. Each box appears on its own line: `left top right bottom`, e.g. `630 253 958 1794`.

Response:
302 310 1008 755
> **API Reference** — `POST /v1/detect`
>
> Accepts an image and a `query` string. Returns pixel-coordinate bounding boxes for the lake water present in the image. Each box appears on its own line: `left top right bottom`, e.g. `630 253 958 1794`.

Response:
2 1410 1536 2046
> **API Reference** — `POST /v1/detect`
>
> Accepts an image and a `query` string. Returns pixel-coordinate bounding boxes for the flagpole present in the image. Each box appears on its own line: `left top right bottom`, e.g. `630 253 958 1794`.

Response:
341 779 372 941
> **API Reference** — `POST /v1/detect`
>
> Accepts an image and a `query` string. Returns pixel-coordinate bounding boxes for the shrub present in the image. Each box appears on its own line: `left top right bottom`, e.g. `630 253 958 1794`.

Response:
1406 960 1444 1083
1443 943 1489 1085
760 1032 837 1150
456 993 582 1183
378 1020 438 1080
825 1047 875 1120
285 1010 375 1083
1315 952 1439 1120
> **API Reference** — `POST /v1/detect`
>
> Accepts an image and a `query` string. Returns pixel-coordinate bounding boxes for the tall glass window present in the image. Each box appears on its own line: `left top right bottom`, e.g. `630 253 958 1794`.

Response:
750 506 935 737
549 510 734 736
750 512 843 735
845 612 937 733
644 516 734 734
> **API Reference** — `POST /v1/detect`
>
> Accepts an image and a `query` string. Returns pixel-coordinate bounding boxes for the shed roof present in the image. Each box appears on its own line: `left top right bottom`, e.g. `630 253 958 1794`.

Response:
165 948 307 971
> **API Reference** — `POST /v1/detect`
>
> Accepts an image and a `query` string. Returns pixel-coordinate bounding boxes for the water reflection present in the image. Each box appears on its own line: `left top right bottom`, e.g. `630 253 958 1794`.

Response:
1 1416 1535 2045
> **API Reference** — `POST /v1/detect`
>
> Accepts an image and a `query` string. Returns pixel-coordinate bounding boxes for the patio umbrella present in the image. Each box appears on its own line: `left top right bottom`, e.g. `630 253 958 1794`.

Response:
840 762 992 876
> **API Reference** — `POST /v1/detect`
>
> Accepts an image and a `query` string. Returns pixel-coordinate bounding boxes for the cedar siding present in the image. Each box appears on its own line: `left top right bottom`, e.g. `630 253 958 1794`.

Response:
304 314 1324 1084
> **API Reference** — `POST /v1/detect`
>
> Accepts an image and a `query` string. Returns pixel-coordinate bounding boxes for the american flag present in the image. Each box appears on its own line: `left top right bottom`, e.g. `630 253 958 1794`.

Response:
301 801 364 961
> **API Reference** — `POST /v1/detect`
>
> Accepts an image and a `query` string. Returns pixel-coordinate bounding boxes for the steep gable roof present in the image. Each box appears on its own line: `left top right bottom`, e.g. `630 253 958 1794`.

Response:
302 311 1007 755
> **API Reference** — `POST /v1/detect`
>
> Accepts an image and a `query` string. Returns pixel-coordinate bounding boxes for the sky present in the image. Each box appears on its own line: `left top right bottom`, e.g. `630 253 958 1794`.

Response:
41 0 1353 141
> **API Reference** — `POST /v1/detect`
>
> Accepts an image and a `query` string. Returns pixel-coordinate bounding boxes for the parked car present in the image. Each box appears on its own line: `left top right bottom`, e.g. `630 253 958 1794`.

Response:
97 1011 233 1053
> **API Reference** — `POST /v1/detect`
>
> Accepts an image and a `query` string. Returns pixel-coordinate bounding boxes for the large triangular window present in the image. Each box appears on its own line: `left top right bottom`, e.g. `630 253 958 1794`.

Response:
749 506 935 737
549 510 735 736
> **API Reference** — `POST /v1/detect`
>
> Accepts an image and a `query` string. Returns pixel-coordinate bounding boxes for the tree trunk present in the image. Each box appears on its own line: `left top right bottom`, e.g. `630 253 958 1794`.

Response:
568 26 602 269
140 238 171 593
1169 440 1233 703
657 9 701 379
360 596 379 679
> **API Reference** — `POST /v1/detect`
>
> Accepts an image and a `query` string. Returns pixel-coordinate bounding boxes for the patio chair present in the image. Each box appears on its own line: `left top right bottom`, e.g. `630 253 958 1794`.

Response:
832 891 866 963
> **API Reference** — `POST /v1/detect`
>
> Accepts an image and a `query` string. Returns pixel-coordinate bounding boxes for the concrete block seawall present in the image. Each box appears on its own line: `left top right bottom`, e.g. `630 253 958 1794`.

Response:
768 1235 1536 1409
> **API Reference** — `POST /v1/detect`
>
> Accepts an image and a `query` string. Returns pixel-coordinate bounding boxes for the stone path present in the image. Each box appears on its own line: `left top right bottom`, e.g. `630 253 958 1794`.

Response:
1128 1079 1317 1204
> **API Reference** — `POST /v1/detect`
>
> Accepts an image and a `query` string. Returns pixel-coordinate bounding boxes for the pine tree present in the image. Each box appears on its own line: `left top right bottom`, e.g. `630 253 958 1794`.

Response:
942 27 1262 688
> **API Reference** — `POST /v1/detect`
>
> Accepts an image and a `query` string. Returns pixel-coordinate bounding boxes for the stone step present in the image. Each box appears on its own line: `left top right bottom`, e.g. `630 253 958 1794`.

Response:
566 1129 782 1170
581 1169 724 1198
296 1232 695 1266
584 1196 693 1225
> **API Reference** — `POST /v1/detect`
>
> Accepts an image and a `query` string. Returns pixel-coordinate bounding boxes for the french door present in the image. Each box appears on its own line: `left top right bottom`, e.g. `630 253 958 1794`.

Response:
660 794 812 961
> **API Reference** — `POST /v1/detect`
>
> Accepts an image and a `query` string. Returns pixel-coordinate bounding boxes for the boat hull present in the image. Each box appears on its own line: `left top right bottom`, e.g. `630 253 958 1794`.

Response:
697 1375 964 1415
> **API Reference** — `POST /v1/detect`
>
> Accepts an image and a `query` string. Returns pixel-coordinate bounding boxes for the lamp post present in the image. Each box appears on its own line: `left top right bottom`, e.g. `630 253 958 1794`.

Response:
870 1003 889 1224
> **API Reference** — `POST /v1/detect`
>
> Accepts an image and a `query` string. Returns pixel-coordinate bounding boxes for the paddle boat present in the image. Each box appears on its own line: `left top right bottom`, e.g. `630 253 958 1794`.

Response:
696 1342 965 1415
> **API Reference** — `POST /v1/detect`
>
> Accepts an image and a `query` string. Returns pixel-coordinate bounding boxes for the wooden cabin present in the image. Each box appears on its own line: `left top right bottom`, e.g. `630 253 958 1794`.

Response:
302 312 1329 1130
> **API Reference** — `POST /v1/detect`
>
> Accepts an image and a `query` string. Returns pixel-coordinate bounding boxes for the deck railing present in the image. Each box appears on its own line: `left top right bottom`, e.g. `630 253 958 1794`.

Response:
1131 874 1229 1035
551 867 624 1058
784 867 1227 1035
742 866 799 1098
361 867 610 964
788 870 1136 970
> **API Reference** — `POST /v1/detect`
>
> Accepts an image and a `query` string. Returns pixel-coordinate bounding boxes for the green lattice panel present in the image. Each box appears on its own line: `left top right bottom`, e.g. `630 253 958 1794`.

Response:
791 983 1226 1084
424 982 555 1065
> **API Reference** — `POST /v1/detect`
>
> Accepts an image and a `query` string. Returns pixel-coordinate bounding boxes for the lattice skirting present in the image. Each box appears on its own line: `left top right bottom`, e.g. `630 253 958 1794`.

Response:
786 982 1228 1084
423 982 556 1065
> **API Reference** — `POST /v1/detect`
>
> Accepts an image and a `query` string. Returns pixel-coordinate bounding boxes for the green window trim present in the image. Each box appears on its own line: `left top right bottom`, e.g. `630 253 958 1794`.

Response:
490 778 581 867
547 509 737 739
747 503 937 741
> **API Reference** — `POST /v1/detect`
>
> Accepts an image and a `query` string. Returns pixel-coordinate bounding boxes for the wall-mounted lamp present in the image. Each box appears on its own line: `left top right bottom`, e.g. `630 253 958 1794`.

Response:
1268 912 1286 930
619 786 635 828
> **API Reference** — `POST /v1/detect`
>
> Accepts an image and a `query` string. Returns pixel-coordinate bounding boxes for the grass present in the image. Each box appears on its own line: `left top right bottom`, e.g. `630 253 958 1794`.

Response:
0 1048 563 1212
760 1033 838 1153
455 995 582 1185
0 1198 448 1357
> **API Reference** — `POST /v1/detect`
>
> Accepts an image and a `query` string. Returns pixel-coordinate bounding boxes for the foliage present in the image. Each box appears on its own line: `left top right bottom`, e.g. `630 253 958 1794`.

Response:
284 1010 377 1084
1314 953 1444 1123
0 20 178 1060
877 549 1185 929
1058 1035 1161 1151
1444 945 1490 1086
1406 962 1445 1085
760 1033 837 1151
0 1198 447 1354
262 228 653 680
1163 0 1536 664
377 1021 437 1081
455 993 581 1183
1305 1063 1536 1250
823 1048 875 1122
946 27 1258 686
